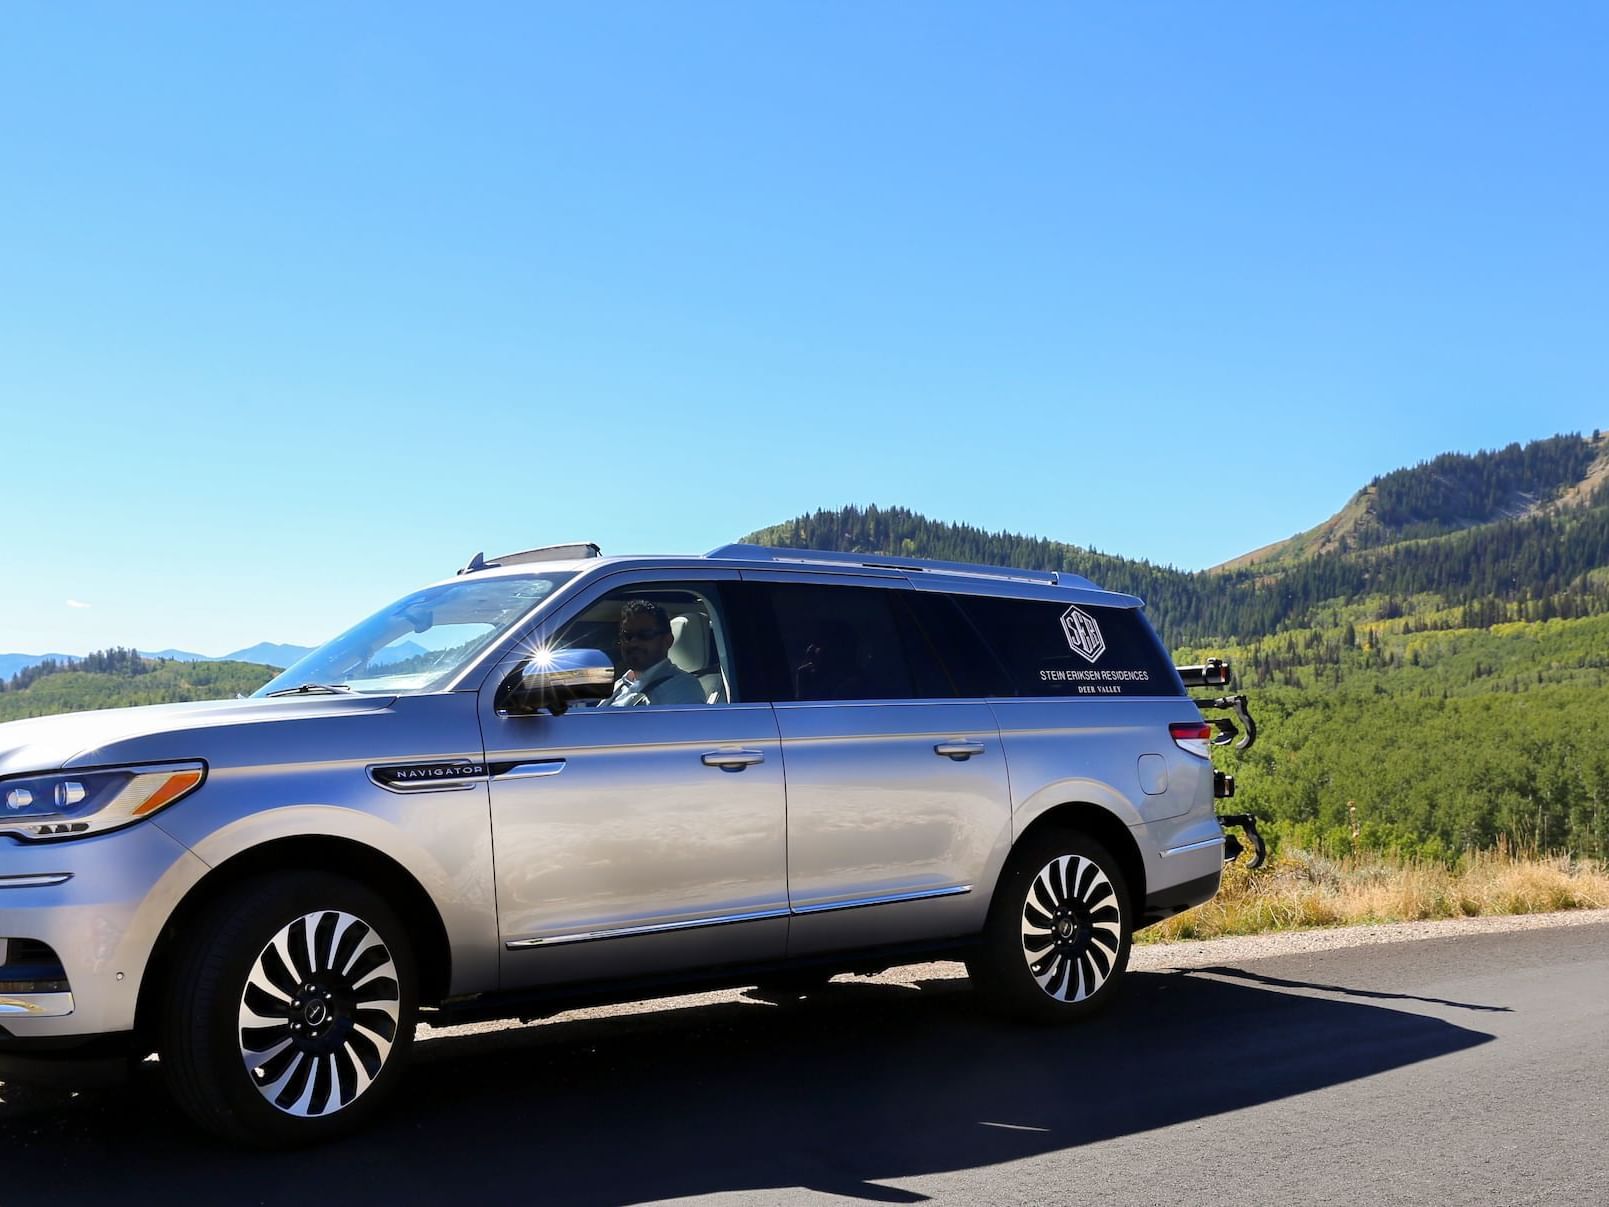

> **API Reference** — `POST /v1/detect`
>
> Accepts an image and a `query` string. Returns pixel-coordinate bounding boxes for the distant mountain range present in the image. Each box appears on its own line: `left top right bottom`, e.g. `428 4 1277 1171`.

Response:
0 652 81 681
0 642 315 681
0 638 432 683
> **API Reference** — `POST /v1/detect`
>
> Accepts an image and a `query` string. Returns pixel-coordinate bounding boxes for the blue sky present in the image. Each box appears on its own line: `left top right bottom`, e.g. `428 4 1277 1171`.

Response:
2 2 1605 655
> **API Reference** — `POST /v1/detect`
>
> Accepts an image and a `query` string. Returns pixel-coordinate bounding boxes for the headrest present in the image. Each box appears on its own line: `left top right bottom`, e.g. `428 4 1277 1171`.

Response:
669 612 712 671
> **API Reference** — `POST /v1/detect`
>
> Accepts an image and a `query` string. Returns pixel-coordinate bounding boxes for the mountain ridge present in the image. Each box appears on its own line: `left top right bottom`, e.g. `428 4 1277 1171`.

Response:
742 431 1609 644
1214 430 1606 571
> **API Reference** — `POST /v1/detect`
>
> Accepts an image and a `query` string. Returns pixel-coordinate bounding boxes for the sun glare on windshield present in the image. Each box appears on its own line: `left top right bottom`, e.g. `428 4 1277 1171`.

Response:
254 573 574 697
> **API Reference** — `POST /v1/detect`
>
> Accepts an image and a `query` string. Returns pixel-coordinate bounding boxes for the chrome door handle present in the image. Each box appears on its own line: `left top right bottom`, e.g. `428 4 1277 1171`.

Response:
934 740 986 761
701 749 765 771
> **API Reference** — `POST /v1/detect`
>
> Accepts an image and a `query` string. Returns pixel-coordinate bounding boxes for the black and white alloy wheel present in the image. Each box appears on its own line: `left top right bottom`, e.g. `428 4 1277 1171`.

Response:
1019 854 1123 1003
162 872 418 1146
238 910 401 1118
969 829 1132 1022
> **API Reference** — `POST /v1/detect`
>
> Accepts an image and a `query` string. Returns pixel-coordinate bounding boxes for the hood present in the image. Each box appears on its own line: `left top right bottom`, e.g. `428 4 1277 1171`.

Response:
0 695 397 777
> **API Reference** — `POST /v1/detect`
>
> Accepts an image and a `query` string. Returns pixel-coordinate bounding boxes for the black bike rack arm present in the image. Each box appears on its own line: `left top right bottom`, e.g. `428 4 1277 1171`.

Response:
1216 812 1266 869
1176 658 1266 867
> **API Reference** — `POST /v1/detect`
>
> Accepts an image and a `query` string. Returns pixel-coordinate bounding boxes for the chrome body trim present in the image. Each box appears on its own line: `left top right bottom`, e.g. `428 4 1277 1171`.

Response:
367 775 481 793
0 873 73 889
507 907 791 949
0 991 75 1017
1162 836 1226 857
505 885 976 949
790 884 973 915
495 761 567 780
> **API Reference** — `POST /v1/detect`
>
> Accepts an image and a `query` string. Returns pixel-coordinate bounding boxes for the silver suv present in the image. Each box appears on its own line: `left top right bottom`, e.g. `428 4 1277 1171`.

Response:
0 543 1235 1144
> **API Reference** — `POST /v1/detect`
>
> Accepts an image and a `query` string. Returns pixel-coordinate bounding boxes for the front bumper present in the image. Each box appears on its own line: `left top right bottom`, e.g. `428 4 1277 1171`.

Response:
0 822 209 1043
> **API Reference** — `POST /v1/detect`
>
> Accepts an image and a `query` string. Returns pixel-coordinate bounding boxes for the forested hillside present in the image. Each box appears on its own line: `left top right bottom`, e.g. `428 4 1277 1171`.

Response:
1365 433 1599 543
1173 615 1609 860
0 649 275 722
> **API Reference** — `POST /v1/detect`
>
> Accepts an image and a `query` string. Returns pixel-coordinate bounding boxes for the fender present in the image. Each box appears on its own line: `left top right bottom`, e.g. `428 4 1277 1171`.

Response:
1012 776 1146 839
0 823 210 1039
155 798 498 995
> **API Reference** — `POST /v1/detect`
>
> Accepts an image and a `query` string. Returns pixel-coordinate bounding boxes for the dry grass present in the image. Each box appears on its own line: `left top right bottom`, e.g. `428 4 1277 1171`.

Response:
1137 848 1609 943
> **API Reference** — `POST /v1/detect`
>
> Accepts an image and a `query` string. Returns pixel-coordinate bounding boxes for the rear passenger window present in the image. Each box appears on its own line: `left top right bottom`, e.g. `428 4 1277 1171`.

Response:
761 584 915 701
898 592 1012 698
954 596 1184 698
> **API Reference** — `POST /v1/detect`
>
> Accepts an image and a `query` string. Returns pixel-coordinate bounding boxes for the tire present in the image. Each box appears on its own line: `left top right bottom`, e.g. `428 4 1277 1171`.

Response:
160 872 419 1147
968 829 1132 1024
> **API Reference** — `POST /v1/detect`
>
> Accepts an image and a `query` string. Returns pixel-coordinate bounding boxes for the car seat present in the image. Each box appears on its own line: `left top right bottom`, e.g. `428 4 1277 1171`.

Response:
669 612 728 703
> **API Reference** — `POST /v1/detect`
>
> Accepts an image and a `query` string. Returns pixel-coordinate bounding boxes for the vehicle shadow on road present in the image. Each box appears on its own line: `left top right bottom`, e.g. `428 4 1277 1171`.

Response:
1189 964 1514 1012
0 968 1493 1205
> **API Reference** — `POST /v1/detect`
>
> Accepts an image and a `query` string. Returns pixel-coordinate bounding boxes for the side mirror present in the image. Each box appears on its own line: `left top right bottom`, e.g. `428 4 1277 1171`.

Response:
497 648 617 716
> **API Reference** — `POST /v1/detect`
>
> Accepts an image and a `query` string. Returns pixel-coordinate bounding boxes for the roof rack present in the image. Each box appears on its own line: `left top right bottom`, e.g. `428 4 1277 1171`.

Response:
459 542 602 575
705 543 1093 589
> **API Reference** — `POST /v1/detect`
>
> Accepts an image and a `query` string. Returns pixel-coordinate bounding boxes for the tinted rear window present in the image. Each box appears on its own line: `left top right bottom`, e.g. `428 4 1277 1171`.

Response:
899 592 1013 697
762 583 916 701
953 595 1184 698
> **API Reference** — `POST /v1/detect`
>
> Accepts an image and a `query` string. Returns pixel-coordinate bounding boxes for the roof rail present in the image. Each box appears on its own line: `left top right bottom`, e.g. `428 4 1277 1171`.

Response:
459 542 602 575
706 543 1094 589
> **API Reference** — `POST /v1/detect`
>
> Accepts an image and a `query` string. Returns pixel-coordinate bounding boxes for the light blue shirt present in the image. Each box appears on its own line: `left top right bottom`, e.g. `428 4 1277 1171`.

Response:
601 658 707 707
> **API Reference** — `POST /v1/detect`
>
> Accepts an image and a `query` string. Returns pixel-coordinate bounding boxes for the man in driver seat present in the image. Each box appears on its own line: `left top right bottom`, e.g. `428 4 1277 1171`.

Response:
600 599 707 706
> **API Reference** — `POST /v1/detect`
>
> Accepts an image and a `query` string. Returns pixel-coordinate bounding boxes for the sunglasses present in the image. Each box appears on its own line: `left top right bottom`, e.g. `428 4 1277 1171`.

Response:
619 627 668 642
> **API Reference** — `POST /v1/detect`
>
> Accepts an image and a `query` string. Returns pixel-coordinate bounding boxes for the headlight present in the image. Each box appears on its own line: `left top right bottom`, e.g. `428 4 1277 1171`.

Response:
0 763 206 842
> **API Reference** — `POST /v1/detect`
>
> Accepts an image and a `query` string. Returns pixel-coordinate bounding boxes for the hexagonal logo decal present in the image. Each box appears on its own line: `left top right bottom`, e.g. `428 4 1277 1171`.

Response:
1060 605 1106 663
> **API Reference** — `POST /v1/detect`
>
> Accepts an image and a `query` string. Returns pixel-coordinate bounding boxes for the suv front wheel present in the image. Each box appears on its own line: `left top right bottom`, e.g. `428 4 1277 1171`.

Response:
160 872 419 1146
969 829 1132 1023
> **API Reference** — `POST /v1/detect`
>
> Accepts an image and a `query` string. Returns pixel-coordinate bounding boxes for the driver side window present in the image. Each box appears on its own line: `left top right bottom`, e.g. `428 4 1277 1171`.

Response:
550 582 734 708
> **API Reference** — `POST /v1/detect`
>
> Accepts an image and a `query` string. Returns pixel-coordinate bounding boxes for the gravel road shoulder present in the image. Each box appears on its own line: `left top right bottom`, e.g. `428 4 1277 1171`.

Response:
1129 905 1609 970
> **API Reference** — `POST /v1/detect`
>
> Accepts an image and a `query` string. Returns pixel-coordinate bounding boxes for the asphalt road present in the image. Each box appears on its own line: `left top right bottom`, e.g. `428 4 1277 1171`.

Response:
3 919 1605 1206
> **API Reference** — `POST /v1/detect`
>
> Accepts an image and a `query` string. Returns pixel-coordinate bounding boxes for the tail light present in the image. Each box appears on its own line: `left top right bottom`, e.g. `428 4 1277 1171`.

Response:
1170 721 1214 760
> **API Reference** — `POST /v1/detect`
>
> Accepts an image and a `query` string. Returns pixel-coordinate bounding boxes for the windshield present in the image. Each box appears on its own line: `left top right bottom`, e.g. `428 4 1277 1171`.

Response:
254 572 575 697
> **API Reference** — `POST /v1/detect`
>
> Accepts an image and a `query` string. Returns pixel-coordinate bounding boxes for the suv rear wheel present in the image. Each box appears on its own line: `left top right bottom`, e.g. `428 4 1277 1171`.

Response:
160 872 418 1146
969 829 1132 1023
